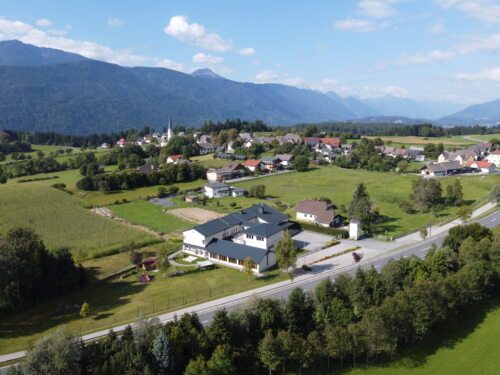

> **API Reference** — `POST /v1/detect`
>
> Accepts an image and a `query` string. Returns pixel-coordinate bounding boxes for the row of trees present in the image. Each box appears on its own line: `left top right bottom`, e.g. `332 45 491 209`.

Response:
403 178 465 214
76 163 206 192
11 224 499 374
0 228 85 312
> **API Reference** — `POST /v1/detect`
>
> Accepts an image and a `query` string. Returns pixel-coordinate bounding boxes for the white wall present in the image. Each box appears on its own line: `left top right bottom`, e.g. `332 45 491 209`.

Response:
297 212 317 223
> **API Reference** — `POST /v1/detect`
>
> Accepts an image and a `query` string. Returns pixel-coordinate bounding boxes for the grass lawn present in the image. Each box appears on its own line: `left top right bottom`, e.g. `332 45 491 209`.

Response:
108 200 194 234
0 183 158 260
342 299 500 375
233 166 500 238
0 145 108 165
190 154 229 169
82 241 182 281
0 261 287 355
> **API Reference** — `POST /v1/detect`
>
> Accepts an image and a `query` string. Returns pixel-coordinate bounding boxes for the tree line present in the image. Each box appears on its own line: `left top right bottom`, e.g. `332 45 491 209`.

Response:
0 228 85 312
76 163 206 192
10 223 499 374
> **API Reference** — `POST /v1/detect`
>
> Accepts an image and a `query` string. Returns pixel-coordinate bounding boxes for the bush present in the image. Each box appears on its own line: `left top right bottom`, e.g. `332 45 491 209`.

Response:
229 202 237 207
399 199 415 214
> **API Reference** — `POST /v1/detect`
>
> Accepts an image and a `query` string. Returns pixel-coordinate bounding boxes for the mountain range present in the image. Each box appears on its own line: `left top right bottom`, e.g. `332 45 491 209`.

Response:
0 40 498 134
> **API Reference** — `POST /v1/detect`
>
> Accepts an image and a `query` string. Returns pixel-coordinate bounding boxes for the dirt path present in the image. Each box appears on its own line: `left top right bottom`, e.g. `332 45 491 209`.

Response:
168 207 224 224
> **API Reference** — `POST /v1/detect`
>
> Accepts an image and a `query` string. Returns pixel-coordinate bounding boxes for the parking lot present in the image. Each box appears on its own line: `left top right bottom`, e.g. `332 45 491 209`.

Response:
292 230 333 251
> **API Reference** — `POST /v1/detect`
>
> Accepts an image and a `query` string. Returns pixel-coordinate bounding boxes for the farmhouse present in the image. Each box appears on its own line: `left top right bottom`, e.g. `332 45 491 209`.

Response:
182 204 292 273
486 149 500 167
244 159 263 172
198 142 217 155
166 154 186 164
204 182 247 198
420 161 463 177
438 151 476 165
206 162 246 182
261 157 281 172
281 133 301 144
465 160 496 174
275 154 294 167
295 199 341 227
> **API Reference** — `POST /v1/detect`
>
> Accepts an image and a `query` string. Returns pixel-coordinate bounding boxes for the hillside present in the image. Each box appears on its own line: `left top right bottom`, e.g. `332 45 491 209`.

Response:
0 40 356 134
440 99 500 125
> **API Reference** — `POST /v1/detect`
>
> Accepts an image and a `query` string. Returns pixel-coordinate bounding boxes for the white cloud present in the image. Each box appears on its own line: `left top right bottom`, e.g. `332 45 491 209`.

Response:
363 85 410 97
107 18 123 28
155 58 188 72
255 70 278 82
334 18 389 32
47 28 68 36
456 67 500 83
238 47 256 56
164 15 232 52
192 52 224 64
35 18 52 27
322 78 338 85
458 33 500 54
437 0 500 23
430 20 445 34
398 49 455 65
357 0 398 19
0 17 173 67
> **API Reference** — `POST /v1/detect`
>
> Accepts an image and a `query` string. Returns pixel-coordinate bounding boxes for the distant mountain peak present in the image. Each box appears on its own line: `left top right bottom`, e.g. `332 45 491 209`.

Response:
191 68 223 79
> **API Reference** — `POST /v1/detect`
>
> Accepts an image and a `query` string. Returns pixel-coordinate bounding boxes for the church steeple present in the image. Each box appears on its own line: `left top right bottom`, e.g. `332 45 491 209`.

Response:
167 116 173 141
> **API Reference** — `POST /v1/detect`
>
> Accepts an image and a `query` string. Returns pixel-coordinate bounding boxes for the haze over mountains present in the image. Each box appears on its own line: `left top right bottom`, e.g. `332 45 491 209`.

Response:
0 40 498 134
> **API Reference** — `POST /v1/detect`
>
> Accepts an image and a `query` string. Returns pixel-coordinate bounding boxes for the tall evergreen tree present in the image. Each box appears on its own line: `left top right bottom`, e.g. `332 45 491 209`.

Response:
152 330 172 374
347 183 378 228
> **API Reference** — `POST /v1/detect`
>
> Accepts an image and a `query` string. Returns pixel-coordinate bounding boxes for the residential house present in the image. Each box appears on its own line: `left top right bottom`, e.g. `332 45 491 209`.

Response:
238 133 254 142
281 133 301 144
197 135 214 144
204 182 247 198
304 137 321 147
100 143 109 149
217 153 247 161
182 204 292 273
468 143 493 157
465 160 496 174
295 199 341 227
136 164 156 175
438 151 476 165
244 159 263 172
206 162 246 182
406 147 425 161
420 161 464 177
117 138 133 148
320 137 341 148
486 149 500 167
275 154 294 168
198 142 217 155
261 156 281 172
167 154 186 164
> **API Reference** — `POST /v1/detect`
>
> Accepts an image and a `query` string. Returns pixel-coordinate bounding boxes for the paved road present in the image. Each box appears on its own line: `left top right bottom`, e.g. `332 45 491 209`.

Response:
1 208 498 366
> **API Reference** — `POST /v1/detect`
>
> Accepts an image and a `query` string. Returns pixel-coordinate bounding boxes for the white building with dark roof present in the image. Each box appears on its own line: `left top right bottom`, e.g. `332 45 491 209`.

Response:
182 204 292 273
295 199 341 227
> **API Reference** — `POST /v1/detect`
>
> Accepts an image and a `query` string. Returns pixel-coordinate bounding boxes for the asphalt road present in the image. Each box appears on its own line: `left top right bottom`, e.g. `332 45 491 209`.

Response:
1 208 498 367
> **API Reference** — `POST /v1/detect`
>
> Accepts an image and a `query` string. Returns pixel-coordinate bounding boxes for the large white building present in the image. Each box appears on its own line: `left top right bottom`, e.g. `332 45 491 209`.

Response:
486 150 500 167
182 204 292 273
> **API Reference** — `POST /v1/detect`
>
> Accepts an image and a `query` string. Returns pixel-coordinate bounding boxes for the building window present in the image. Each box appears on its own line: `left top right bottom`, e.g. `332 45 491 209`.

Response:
246 234 254 239
252 263 257 269
228 257 236 264
256 236 264 241
220 255 228 262
238 259 244 265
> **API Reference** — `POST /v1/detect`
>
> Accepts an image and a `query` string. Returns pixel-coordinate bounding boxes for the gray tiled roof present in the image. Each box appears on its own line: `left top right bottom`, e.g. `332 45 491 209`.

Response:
243 223 288 237
206 239 269 263
192 203 287 236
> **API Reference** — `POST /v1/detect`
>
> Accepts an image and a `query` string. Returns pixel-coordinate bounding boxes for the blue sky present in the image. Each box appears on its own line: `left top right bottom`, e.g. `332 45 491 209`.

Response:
0 0 499 104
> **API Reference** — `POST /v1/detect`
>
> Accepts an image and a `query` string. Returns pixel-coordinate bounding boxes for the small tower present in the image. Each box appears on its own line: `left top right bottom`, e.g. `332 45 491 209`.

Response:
349 219 362 240
167 116 174 141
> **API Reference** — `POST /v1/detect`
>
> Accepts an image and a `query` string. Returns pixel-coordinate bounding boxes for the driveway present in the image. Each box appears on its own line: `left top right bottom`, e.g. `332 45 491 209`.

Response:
292 230 333 251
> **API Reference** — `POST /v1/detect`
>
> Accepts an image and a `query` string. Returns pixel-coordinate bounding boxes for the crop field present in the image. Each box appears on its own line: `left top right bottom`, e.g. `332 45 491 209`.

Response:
108 200 194 234
364 135 477 146
343 299 500 375
0 184 158 260
0 259 286 354
234 166 500 237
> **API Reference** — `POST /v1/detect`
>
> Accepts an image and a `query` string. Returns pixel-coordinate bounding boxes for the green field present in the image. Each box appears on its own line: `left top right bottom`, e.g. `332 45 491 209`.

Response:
0 184 158 260
234 166 500 238
0 254 286 354
342 299 500 375
190 154 229 168
109 200 194 234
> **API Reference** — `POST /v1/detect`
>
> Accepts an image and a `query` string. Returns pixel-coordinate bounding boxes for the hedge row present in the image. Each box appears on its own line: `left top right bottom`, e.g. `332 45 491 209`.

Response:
292 220 349 238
